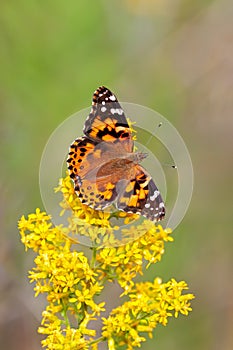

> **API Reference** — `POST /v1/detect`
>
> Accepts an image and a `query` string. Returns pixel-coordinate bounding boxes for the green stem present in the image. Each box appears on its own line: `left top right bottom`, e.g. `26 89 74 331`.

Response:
61 299 70 328
78 303 88 325
90 246 97 268
88 336 106 346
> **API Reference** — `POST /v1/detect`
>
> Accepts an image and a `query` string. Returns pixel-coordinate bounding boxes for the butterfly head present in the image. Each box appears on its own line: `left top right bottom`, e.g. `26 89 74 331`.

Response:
128 152 148 164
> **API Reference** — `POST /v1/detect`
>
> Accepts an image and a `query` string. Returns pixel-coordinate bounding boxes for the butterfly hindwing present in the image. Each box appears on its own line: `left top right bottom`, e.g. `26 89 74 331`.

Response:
117 165 165 222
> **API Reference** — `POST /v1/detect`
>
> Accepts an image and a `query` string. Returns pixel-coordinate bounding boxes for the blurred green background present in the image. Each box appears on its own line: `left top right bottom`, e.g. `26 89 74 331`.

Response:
1 0 232 349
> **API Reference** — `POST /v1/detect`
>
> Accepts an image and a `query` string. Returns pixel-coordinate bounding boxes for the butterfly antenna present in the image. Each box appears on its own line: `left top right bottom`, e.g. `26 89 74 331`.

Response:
144 122 177 170
144 122 162 147
162 163 177 169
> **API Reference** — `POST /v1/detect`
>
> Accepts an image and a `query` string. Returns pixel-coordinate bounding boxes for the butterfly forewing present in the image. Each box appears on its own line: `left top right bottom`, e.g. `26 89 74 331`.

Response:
67 137 120 209
83 86 133 153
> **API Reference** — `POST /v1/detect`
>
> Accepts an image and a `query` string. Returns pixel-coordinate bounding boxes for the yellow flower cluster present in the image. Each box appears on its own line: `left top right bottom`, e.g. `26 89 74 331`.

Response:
102 278 194 349
18 176 194 349
96 224 173 293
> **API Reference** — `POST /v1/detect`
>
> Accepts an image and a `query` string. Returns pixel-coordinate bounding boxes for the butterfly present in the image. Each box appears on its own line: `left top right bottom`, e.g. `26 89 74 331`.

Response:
67 86 165 222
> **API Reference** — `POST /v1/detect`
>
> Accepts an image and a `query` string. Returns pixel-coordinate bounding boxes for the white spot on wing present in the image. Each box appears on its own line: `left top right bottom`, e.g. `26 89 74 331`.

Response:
150 190 159 201
101 106 107 112
145 203 150 208
109 95 116 101
110 108 123 115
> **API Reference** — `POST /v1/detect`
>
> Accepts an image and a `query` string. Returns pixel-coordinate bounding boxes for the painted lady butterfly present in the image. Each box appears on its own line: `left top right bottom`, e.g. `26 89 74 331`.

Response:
67 86 165 222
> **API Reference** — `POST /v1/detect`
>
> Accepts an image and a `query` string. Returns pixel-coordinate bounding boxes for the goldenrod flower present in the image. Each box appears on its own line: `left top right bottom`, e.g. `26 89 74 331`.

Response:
18 176 194 349
102 278 194 348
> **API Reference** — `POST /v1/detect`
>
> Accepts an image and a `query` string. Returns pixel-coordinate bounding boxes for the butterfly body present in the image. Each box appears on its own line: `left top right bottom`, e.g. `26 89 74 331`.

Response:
67 86 165 221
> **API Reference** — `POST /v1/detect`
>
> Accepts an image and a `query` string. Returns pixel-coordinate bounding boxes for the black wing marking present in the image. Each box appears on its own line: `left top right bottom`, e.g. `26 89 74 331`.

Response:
83 86 133 152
